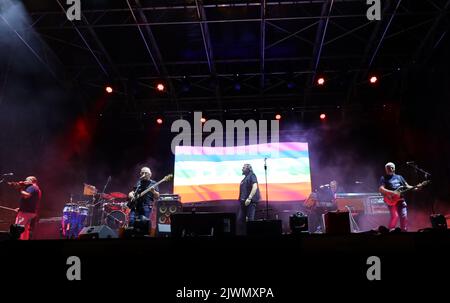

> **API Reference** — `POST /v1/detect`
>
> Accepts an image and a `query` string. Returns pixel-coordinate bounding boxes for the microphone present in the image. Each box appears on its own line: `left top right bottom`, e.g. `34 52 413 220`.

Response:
320 184 330 188
406 161 415 165
355 181 364 184
2 173 14 176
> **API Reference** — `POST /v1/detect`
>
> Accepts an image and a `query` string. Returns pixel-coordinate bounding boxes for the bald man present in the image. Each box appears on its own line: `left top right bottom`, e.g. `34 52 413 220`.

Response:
128 167 160 227
379 162 414 231
14 176 42 240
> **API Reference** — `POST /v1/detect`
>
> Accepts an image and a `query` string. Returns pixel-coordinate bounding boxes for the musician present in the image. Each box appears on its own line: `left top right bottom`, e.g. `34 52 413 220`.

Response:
128 167 160 227
379 162 415 232
237 164 260 235
309 180 341 233
12 176 42 240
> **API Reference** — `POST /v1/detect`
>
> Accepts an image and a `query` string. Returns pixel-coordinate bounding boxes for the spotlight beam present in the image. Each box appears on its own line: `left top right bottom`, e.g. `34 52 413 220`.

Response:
0 13 59 82
56 0 109 77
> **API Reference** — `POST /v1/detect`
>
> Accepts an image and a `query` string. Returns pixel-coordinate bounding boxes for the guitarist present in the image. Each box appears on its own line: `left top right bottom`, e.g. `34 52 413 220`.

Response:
128 167 160 227
379 162 419 232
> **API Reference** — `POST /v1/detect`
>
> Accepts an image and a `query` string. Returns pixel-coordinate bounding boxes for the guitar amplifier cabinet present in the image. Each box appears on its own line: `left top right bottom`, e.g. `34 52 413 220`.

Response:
155 194 182 236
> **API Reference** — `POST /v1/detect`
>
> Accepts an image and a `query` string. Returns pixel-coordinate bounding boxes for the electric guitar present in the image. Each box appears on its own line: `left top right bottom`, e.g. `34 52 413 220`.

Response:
383 180 431 206
127 174 173 209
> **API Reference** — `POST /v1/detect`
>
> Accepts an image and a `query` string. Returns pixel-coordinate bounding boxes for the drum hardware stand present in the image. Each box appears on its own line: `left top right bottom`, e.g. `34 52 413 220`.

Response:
99 176 112 225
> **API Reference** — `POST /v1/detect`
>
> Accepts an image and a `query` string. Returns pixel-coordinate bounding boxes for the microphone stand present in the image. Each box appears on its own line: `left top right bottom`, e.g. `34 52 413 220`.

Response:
406 162 434 214
99 176 112 226
264 158 269 220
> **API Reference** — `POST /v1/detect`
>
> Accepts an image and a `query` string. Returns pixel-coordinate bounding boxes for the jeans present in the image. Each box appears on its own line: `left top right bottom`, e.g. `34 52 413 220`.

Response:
237 200 257 235
388 201 408 231
129 206 151 227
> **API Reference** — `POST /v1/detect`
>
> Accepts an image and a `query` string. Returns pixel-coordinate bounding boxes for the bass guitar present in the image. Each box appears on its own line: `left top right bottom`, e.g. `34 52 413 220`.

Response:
127 174 173 209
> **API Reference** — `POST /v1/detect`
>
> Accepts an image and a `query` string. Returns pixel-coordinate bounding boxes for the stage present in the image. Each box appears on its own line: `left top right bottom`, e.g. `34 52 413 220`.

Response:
1 231 449 287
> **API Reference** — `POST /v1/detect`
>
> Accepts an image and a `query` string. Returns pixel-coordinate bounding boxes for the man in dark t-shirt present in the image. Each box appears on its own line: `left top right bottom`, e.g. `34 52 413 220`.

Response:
379 162 417 231
128 167 160 227
237 164 260 235
14 176 42 240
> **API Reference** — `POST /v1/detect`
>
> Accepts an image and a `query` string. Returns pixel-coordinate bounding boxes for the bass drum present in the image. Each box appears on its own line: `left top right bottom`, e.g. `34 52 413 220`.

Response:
105 210 127 230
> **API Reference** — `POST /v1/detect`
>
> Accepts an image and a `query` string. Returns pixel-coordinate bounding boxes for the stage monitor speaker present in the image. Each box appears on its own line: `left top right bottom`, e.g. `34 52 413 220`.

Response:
171 212 235 237
156 199 182 236
78 225 118 239
323 211 351 234
247 220 282 236
430 214 448 230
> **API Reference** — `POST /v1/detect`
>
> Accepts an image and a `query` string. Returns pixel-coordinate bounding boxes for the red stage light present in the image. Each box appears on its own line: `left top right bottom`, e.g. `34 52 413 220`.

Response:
369 76 378 84
105 86 113 93
317 77 325 86
156 83 165 91
275 114 281 120
320 113 326 120
200 117 206 123
156 118 163 125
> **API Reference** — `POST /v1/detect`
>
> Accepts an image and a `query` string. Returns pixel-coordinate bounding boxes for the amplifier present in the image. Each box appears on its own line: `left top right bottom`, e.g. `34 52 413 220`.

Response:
335 193 388 215
158 194 181 202
155 194 182 236
366 195 389 215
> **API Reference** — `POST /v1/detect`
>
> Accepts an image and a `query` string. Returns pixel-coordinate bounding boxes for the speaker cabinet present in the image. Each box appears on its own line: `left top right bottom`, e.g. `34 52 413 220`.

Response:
322 211 351 234
155 199 182 236
33 217 61 240
171 212 236 237
78 225 118 239
247 220 282 236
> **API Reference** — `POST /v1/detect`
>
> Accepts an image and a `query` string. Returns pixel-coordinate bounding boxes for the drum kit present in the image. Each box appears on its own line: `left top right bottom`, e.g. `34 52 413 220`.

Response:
61 184 130 238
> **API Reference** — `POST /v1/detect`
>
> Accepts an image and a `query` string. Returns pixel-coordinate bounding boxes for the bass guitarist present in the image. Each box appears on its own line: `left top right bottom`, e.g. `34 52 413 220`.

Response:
379 162 423 232
128 167 160 227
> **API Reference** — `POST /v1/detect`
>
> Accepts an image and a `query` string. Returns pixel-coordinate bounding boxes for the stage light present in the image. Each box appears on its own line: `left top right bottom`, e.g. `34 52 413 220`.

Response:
290 212 309 234
317 77 325 86
105 86 113 93
156 83 165 92
156 118 163 125
369 76 378 84
200 117 206 123
320 113 326 120
275 114 281 120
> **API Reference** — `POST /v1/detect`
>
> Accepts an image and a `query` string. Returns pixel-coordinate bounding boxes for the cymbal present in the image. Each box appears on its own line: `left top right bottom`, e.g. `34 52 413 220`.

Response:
109 192 127 199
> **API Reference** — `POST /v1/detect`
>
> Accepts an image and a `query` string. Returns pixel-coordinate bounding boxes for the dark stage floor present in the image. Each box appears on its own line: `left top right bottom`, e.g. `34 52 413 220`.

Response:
1 231 449 297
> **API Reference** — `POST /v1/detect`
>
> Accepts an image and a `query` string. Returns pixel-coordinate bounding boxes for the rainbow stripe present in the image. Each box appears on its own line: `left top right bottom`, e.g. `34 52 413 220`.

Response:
174 142 311 203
